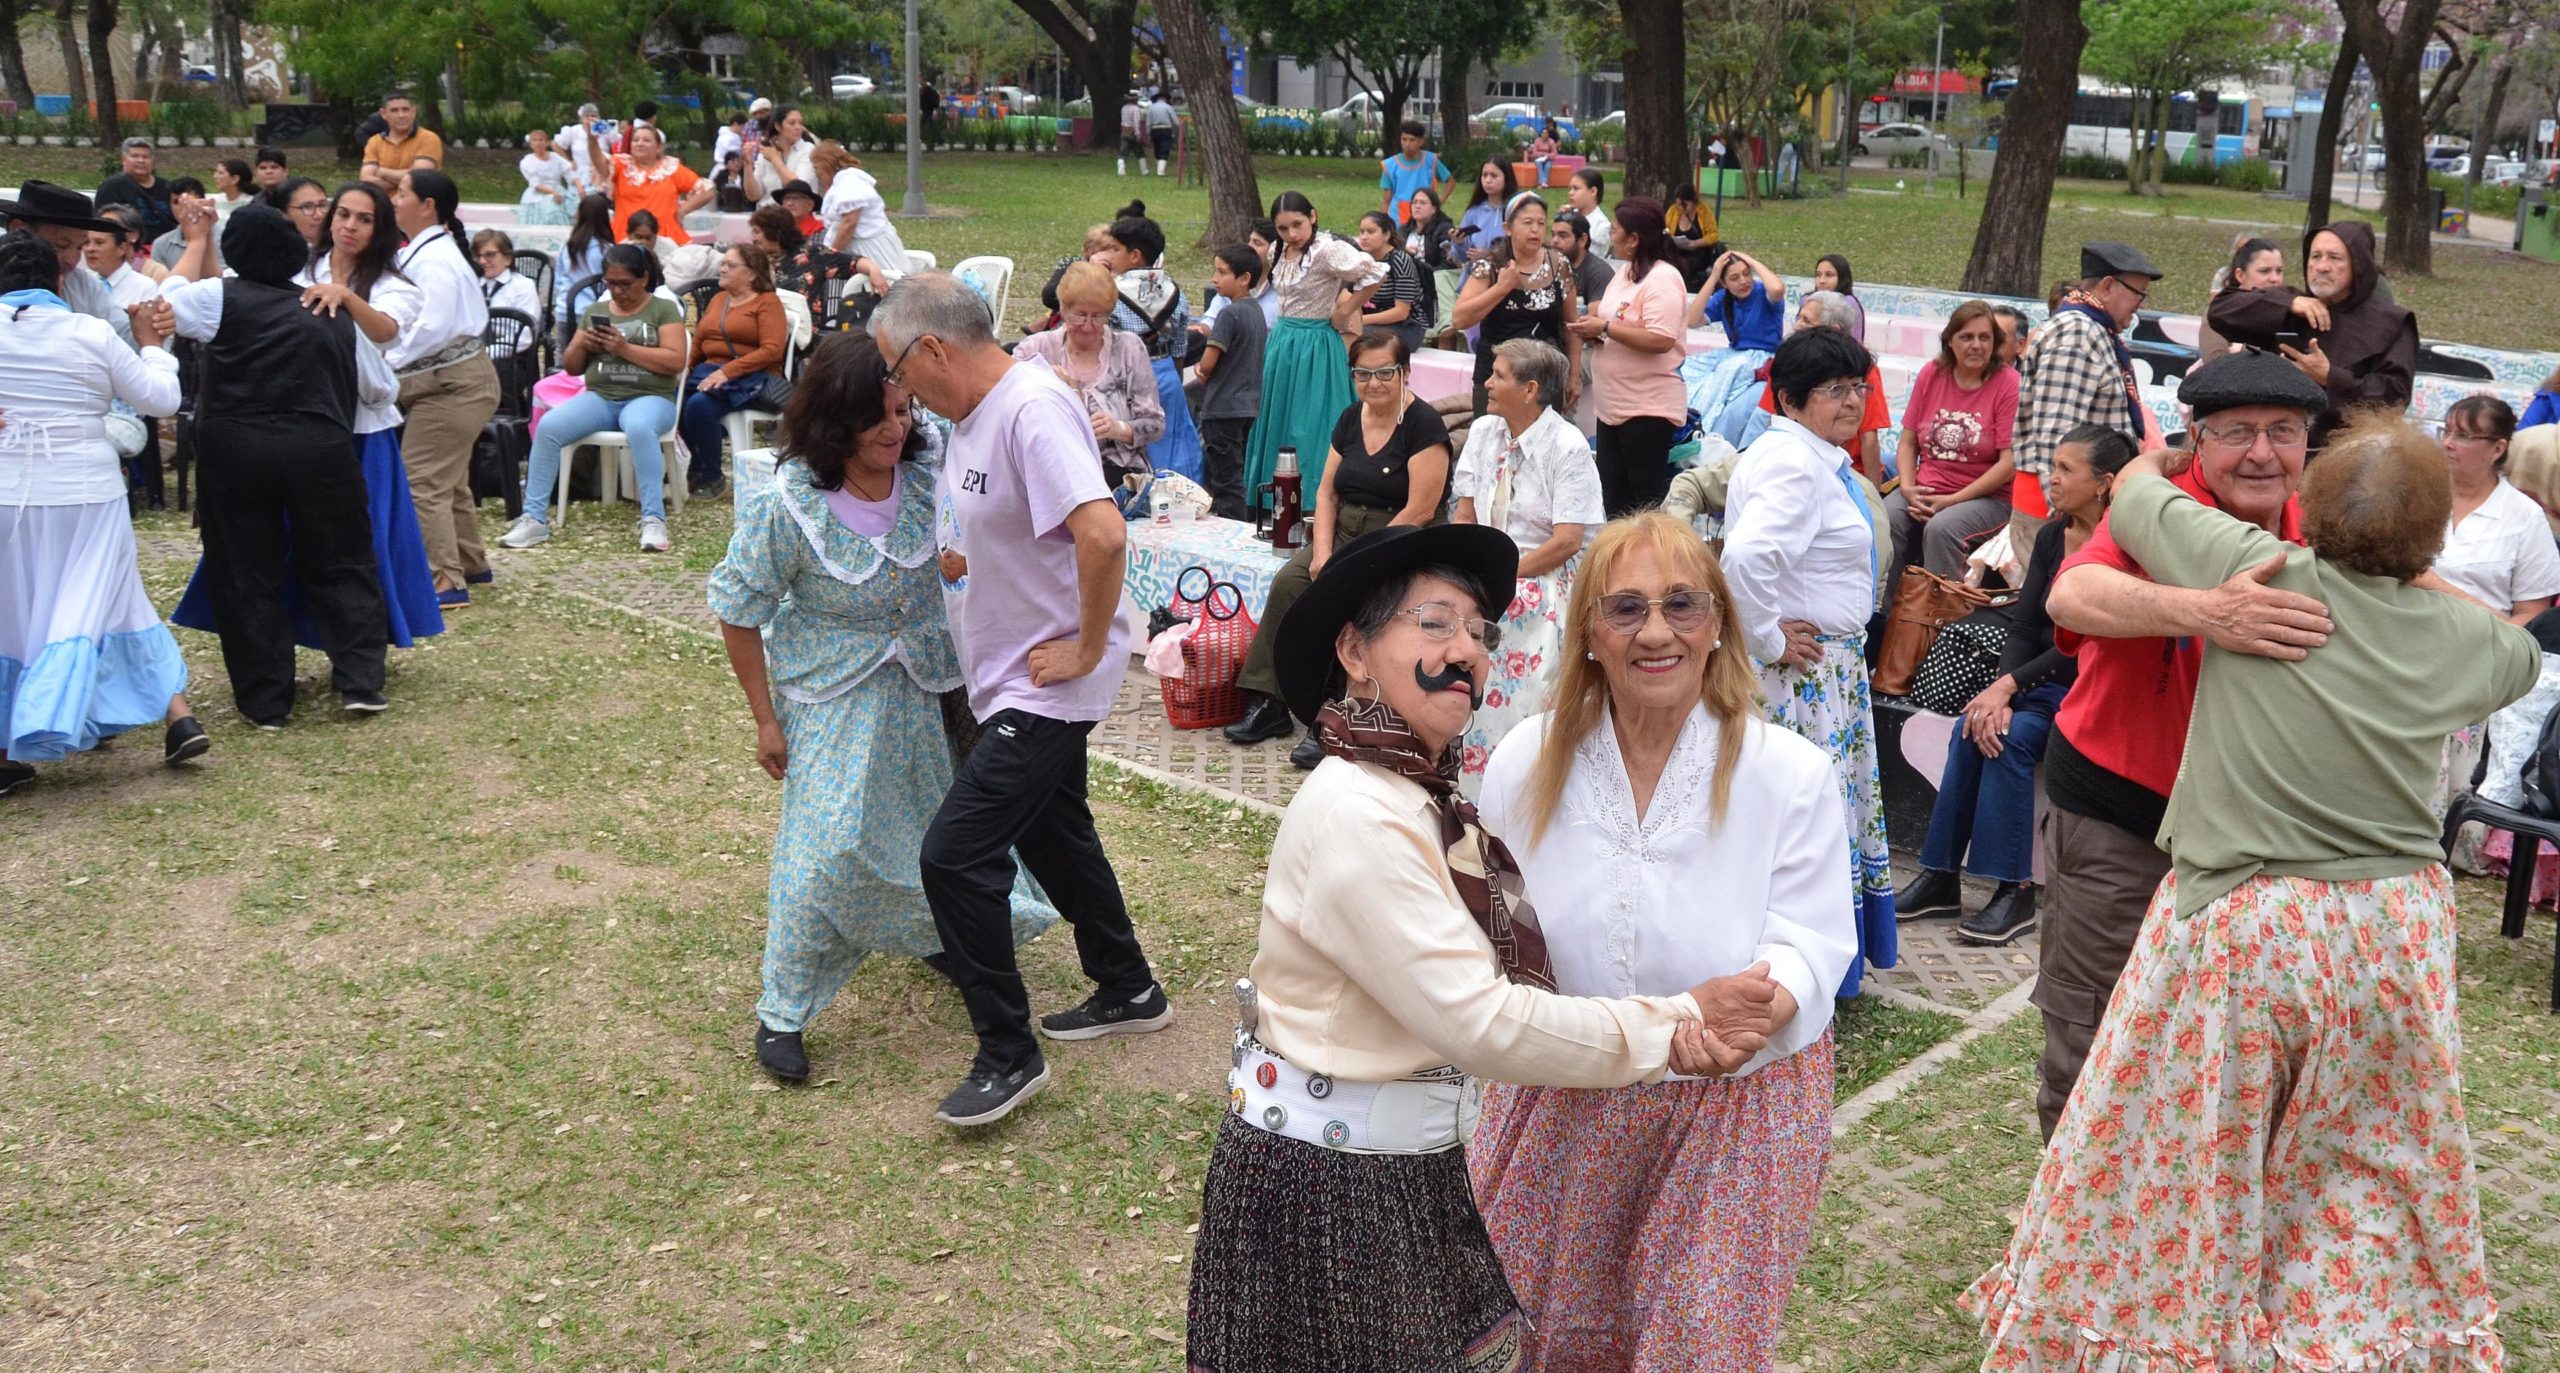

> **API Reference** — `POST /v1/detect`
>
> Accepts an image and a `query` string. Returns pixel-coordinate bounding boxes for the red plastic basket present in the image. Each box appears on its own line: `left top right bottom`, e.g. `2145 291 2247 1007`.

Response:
1161 568 1255 730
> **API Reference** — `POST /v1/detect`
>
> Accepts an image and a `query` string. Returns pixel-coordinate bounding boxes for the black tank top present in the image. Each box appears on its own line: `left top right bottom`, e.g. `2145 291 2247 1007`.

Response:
203 277 357 432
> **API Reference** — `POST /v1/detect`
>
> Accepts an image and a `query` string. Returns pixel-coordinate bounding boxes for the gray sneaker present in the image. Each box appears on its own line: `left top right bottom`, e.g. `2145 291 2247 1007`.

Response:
496 514 550 549
638 516 671 553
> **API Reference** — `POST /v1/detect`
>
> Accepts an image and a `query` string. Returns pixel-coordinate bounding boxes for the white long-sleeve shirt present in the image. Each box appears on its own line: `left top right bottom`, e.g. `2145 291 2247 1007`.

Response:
1721 414 1879 664
818 167 910 279
1248 756 1701 1084
386 226 489 372
1478 706 1855 1080
0 301 179 505
158 277 399 428
301 258 421 433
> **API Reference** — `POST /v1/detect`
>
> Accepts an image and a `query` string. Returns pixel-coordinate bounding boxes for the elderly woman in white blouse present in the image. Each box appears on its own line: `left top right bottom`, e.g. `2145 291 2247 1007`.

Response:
1454 338 1604 794
1473 510 1853 1370
1722 326 1898 997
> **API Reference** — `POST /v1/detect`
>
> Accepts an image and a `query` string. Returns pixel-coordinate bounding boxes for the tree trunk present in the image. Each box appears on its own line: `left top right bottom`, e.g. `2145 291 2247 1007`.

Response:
1440 46 1472 148
2335 0 2446 277
1155 0 1261 248
1962 0 2084 296
0 0 39 109
1009 0 1134 149
1617 0 1688 203
2419 38 2472 130
2305 34 2357 233
86 0 120 144
52 0 86 113
2459 58 2511 225
2125 89 2144 194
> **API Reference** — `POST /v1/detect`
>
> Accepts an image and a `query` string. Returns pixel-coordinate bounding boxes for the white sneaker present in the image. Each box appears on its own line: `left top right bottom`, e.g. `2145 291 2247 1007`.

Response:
496 514 550 549
638 516 671 553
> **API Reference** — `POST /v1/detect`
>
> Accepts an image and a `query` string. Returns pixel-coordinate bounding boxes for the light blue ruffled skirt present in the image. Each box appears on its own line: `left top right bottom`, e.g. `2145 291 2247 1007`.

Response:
0 499 187 761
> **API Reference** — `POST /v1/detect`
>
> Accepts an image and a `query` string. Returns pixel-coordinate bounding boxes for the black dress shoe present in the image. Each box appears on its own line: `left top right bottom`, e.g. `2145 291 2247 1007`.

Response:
1956 882 2039 946
1223 693 1295 745
1289 733 1325 770
465 568 495 586
754 1022 809 1083
163 716 210 765
1893 867 1963 920
0 760 34 796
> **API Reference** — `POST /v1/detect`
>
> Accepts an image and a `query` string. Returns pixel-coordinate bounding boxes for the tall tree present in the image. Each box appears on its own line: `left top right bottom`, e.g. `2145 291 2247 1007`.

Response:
86 0 121 144
51 0 86 112
1614 0 1689 201
1229 0 1535 155
2081 0 2310 194
1960 0 2084 296
2303 34 2357 238
1007 0 1139 149
1685 0 1813 208
2331 0 2447 275
0 0 39 109
1154 0 1259 247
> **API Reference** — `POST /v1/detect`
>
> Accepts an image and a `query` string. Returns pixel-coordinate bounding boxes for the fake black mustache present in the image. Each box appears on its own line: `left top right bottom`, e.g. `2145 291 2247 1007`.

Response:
1414 660 1484 709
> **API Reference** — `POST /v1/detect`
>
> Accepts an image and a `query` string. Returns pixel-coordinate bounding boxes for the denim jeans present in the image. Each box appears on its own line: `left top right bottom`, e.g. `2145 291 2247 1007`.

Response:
676 362 768 485
1918 682 2065 884
526 387 680 523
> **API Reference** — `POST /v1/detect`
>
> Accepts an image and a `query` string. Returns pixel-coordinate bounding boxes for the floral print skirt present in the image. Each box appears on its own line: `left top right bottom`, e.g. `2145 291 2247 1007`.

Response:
1469 1032 1834 1371
1962 869 2505 1372
1460 567 1574 799
1759 636 1898 995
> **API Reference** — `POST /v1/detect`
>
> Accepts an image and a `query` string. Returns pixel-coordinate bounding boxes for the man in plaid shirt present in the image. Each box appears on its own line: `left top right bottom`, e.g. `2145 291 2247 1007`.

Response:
2009 242 2162 542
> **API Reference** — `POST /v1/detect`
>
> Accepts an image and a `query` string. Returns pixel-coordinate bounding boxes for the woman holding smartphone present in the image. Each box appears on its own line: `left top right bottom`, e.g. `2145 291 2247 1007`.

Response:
499 244 689 554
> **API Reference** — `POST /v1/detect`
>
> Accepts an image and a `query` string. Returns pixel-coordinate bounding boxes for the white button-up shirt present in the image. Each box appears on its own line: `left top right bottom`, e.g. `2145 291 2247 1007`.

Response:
387 227 489 372
1452 405 1604 553
818 167 910 279
2438 478 2560 614
1478 706 1856 1080
1721 414 1881 663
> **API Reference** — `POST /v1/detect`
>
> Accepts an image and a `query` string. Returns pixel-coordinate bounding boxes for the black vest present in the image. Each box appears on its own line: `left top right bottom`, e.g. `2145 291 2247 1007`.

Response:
202 277 357 433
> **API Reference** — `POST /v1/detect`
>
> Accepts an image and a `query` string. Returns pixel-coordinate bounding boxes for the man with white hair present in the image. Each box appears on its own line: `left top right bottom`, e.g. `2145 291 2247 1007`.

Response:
868 274 1168 1129
557 103 615 196
1750 289 1892 481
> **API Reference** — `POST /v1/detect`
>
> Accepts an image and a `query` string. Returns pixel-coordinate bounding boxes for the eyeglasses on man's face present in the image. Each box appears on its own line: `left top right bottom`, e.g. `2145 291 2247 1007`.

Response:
2196 419 2308 451
886 333 936 387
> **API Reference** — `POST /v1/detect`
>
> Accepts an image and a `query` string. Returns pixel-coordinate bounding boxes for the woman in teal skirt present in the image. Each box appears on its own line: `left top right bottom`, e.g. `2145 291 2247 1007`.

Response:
1244 190 1386 515
711 333 1055 1084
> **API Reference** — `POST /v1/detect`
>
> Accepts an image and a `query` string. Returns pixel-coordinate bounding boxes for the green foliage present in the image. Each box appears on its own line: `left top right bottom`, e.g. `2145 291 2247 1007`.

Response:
2082 0 2313 189
2432 170 2521 219
2217 156 2279 193
1225 0 1542 144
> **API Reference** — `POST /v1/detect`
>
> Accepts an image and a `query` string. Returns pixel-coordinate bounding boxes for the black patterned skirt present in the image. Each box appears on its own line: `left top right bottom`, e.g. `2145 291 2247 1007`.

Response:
1186 1114 1523 1373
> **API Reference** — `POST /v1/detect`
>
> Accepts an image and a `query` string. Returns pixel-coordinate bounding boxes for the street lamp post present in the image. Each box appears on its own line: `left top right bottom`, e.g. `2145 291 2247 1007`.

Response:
903 0 926 216
1924 14 1943 194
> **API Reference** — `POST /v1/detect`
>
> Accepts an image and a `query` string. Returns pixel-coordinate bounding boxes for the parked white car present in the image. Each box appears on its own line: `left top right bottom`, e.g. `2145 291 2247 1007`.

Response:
1321 90 1433 128
2485 159 2527 187
1856 122 1944 158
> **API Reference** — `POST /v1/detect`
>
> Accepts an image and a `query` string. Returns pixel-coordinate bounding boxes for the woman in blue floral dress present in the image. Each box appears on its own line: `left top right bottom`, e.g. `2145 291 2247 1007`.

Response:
710 333 1055 1083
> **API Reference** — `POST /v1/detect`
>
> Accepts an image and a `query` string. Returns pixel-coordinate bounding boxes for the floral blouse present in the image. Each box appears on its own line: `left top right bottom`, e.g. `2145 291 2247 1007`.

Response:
1269 233 1386 321
1014 327 1164 482
778 245 867 325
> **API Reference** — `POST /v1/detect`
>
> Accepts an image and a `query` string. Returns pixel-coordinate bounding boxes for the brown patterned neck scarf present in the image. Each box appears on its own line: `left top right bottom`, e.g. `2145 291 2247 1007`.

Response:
1316 696 1557 991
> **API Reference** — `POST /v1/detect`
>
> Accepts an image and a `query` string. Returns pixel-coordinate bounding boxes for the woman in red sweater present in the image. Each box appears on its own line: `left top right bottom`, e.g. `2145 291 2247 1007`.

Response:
680 242 792 496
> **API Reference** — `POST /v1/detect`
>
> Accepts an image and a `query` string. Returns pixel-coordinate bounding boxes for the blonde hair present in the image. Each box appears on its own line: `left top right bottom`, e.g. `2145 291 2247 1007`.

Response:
2508 425 2560 541
1081 222 1114 257
1056 259 1118 314
810 139 859 183
1517 513 1758 842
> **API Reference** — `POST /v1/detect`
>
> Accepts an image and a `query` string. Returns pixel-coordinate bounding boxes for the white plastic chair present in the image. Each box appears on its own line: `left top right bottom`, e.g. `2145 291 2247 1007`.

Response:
721 290 813 459
904 249 938 274
951 254 1015 333
584 365 690 520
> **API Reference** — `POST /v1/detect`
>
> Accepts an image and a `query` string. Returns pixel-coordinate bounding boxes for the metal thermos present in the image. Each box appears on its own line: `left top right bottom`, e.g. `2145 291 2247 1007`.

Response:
1268 446 1303 550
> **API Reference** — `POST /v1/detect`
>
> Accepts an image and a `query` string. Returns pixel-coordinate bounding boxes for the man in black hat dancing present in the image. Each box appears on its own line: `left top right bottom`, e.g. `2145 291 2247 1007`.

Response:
2012 241 2162 544
2 180 138 346
2027 349 2335 1139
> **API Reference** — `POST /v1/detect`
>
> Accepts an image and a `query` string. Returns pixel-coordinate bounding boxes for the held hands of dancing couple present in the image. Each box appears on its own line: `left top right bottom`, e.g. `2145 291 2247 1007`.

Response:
1667 959 1792 1077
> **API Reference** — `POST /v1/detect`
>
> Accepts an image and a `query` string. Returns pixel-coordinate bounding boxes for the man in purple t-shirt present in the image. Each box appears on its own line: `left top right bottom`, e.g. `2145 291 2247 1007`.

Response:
870 274 1169 1128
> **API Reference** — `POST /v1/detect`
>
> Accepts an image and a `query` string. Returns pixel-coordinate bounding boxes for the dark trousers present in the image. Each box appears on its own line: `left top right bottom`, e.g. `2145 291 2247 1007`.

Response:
1594 415 1678 517
126 420 166 510
2033 805 2170 1140
1918 686 2063 884
921 709 1155 1075
1150 128 1174 161
1198 416 1252 521
1235 502 1400 701
677 363 767 484
195 420 388 723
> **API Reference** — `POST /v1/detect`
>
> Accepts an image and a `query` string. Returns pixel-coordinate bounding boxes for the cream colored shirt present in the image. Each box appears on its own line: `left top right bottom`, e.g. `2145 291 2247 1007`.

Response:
1250 756 1701 1084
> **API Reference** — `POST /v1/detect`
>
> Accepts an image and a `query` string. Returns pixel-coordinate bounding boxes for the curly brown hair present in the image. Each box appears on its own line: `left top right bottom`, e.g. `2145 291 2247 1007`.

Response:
2299 413 2451 582
775 332 924 491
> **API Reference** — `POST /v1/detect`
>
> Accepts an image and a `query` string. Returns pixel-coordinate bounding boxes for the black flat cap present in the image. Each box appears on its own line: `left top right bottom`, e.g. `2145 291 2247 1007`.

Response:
2177 347 2330 419
2080 240 2164 281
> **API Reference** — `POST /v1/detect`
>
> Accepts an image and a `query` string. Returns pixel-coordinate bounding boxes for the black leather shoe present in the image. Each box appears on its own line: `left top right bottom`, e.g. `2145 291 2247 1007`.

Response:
163 716 210 765
0 760 33 796
1224 693 1294 745
1289 733 1325 770
1956 882 2039 946
754 1022 809 1083
1893 867 1963 920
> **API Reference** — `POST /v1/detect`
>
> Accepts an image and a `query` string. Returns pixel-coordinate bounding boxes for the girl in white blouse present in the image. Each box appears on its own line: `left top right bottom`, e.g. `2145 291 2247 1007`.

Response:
517 129 577 226
1473 511 1854 1370
1240 189 1385 514
1722 325 1899 995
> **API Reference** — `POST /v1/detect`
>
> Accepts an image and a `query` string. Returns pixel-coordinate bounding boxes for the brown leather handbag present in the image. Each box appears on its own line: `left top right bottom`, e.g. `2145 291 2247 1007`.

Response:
1873 568 2013 697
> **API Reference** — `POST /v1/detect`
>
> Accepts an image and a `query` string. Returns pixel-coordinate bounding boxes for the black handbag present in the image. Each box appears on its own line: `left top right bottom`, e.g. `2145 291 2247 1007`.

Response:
1908 615 2010 716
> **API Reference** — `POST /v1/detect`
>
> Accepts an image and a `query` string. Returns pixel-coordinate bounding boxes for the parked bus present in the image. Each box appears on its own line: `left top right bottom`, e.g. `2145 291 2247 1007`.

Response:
1985 79 2260 166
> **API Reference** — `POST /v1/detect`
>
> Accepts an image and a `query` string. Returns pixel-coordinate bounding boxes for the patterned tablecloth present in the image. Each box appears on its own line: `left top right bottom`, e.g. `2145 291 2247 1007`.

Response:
1124 515 1291 623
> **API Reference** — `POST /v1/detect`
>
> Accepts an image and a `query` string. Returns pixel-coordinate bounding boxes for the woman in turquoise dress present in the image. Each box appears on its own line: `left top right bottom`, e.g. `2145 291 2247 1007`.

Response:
710 332 1055 1084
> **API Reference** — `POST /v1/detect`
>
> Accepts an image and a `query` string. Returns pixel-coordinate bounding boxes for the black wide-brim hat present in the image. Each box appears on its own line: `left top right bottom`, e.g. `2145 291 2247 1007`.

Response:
1274 524 1520 727
0 179 122 235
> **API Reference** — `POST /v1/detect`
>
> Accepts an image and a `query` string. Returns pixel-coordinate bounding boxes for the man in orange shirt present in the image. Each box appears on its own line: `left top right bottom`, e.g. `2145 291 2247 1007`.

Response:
361 93 445 192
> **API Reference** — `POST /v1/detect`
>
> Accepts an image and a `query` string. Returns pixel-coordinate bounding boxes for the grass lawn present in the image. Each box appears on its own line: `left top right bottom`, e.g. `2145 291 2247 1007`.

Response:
14 144 2551 351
